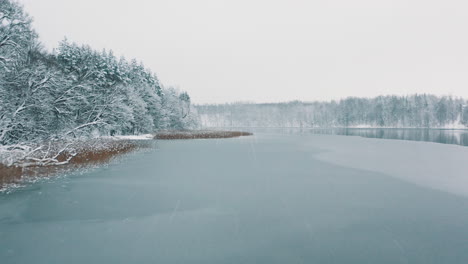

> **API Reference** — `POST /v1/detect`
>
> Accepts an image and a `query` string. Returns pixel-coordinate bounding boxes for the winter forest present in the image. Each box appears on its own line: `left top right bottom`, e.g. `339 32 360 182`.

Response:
2 0 468 149
0 0 196 146
196 95 468 128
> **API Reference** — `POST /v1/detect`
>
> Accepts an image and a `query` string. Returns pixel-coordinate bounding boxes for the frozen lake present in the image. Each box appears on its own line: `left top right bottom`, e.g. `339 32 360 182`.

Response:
1 131 468 263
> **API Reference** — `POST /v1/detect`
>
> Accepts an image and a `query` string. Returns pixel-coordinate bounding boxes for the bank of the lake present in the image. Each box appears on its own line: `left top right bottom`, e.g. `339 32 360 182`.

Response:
0 131 252 190
155 130 253 139
0 139 143 190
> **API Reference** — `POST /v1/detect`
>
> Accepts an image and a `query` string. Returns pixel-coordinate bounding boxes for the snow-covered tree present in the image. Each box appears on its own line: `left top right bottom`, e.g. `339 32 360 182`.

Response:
196 95 468 129
0 0 197 147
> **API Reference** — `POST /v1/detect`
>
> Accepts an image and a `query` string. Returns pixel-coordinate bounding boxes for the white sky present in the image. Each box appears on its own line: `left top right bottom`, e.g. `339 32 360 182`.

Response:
19 0 468 104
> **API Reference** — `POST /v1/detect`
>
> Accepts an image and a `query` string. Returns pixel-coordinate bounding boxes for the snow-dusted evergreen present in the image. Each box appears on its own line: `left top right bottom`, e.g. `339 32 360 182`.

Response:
0 0 197 147
197 95 468 128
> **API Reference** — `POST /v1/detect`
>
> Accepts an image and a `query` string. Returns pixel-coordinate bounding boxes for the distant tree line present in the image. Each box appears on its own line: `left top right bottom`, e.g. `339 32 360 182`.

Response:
196 95 468 128
0 0 197 145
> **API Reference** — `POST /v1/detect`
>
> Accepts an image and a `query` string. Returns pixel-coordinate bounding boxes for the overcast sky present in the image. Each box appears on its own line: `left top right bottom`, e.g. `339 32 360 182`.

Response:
19 0 468 104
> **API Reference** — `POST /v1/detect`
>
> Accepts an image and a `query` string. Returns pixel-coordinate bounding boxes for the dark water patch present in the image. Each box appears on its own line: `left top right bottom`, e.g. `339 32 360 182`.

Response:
308 128 468 147
241 127 468 147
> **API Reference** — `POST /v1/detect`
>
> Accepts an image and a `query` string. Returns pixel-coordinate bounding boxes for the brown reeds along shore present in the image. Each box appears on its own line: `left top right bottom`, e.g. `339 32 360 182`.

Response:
0 130 253 190
0 139 141 190
154 130 253 139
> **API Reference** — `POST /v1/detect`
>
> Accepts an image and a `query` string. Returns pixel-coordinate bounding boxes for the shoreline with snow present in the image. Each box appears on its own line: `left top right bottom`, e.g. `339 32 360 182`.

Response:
0 138 145 191
0 130 253 191
154 130 253 139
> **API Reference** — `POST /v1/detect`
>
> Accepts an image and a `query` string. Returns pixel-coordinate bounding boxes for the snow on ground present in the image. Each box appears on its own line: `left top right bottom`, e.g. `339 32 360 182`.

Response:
306 135 468 197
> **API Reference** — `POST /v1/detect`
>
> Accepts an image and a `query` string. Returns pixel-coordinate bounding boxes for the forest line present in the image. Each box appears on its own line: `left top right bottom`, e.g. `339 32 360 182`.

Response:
196 95 468 128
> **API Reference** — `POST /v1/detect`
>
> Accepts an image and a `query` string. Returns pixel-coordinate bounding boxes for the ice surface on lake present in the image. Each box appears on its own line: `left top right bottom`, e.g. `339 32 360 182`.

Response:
308 135 468 197
1 131 468 264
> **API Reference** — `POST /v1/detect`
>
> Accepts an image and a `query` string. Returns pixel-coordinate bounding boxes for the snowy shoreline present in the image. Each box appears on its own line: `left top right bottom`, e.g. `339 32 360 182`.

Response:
0 138 144 191
154 130 253 139
0 130 252 191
